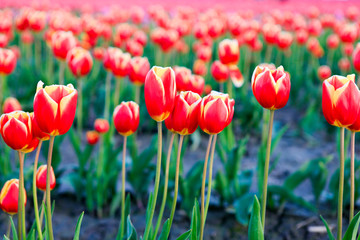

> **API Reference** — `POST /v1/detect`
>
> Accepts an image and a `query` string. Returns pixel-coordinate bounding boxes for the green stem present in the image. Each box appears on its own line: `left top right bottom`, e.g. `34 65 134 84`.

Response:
46 136 55 240
227 78 233 99
135 85 140 105
153 133 175 239
350 131 355 222
96 136 105 218
265 45 273 63
77 78 83 135
104 71 112 120
204 134 217 220
120 136 127 239
47 47 54 83
337 127 345 240
18 151 26 240
39 193 46 229
143 122 163 240
0 74 4 113
59 61 65 85
6 216 11 238
33 141 43 240
200 135 214 240
114 77 122 107
261 109 274 228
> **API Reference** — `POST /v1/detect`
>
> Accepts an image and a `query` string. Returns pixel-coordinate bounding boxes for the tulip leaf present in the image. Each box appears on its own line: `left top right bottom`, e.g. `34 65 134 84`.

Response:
73 212 84 240
190 199 200 240
4 236 10 240
9 216 18 240
157 219 170 240
248 195 264 240
176 230 191 240
234 193 255 226
343 211 360 240
319 216 335 240
126 216 138 240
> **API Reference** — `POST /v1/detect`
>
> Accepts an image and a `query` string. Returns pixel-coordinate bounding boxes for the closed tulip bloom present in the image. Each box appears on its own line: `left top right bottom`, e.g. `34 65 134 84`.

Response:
51 31 77 60
28 10 46 32
126 40 144 57
66 47 93 77
30 112 50 141
0 179 27 215
229 66 244 88
211 60 229 83
36 165 56 191
144 66 176 122
86 130 99 145
93 47 105 61
3 97 21 113
199 91 234 135
174 66 192 92
94 118 109 134
352 43 360 72
0 48 16 75
33 81 78 136
165 91 201 135
113 101 139 136
112 52 131 78
193 59 207 76
128 57 150 86
276 31 293 50
327 34 340 49
0 111 33 152
103 47 122 72
22 136 40 153
318 66 332 81
218 39 239 66
196 46 212 62
251 65 291 110
190 75 205 95
322 74 360 127
339 58 351 72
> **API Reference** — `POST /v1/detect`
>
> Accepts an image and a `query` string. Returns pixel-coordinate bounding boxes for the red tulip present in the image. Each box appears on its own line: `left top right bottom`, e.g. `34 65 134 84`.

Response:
174 66 192 92
295 29 309 45
28 10 46 32
211 60 229 83
0 34 8 48
327 34 340 49
126 40 143 57
276 31 293 50
193 59 207 76
352 43 360 72
339 58 351 72
36 165 56 191
218 39 239 66
111 52 131 78
251 65 291 110
30 112 50 141
318 66 332 81
128 56 150 86
0 179 27 215
189 75 205 95
199 91 234 135
3 97 21 113
0 48 16 75
51 31 77 60
94 118 109 134
113 101 139 136
339 24 358 43
322 74 360 127
93 47 104 61
66 47 93 77
133 30 147 46
33 81 78 136
22 136 39 153
165 91 201 135
196 46 212 62
262 23 281 45
86 131 99 145
144 66 176 122
0 111 32 152
103 47 121 72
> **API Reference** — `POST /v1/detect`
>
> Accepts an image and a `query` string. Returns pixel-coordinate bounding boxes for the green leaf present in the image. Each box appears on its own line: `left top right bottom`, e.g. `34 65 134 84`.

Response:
343 211 360 240
73 212 84 240
190 199 200 240
126 216 138 240
319 216 335 240
248 195 264 240
176 230 191 240
157 219 170 240
234 193 255 226
9 216 18 240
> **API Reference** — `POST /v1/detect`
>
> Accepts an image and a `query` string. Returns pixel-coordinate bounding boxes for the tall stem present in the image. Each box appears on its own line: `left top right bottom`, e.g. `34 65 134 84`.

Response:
153 133 175 239
200 135 214 240
135 85 140 105
58 61 65 85
6 216 11 238
77 78 83 135
120 136 127 239
39 193 46 227
96 136 104 218
18 151 25 240
204 134 217 220
227 79 233 99
33 141 43 240
143 122 163 240
337 127 345 240
350 131 355 221
0 75 4 113
261 109 274 228
114 78 122 107
46 136 55 240
104 71 112 120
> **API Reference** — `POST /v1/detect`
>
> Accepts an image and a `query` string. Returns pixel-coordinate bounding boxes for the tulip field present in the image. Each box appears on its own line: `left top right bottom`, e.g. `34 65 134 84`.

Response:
3 0 360 240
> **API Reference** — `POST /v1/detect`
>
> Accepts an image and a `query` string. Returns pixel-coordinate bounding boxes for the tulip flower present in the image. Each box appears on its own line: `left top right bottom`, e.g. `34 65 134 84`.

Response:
93 47 104 61
36 165 56 191
94 118 110 134
218 39 239 66
322 74 360 239
193 59 207 76
189 75 205 96
112 52 131 106
211 60 229 83
86 131 99 145
318 66 332 81
339 58 351 73
0 48 17 75
251 65 291 110
352 43 360 73
128 57 150 104
126 40 144 57
3 97 21 113
173 66 192 92
0 179 27 215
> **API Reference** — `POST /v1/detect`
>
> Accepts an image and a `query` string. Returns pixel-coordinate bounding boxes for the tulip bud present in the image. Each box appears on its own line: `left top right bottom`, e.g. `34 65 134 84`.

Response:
174 66 192 92
295 29 309 45
218 39 239 66
94 118 110 134
352 43 360 72
196 46 212 62
33 81 78 136
144 66 176 122
190 75 205 95
133 30 147 46
327 34 340 49
93 47 104 61
36 165 56 191
193 59 207 76
3 97 21 113
276 31 293 50
211 60 229 83
128 57 150 86
28 10 46 32
113 101 140 136
51 31 77 60
322 75 360 127
0 48 16 75
66 47 93 77
0 179 27 215
126 40 144 57
251 65 291 110
0 111 33 152
103 47 122 72
86 130 99 145
165 91 201 135
199 91 234 135
112 52 131 78
318 65 332 81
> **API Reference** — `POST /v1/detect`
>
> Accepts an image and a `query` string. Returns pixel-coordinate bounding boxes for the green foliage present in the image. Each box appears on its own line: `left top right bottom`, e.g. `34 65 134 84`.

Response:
248 196 264 240
73 212 85 240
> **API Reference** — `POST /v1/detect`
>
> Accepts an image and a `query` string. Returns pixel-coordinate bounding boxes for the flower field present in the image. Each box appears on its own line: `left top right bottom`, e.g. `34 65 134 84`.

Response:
1 1 360 240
